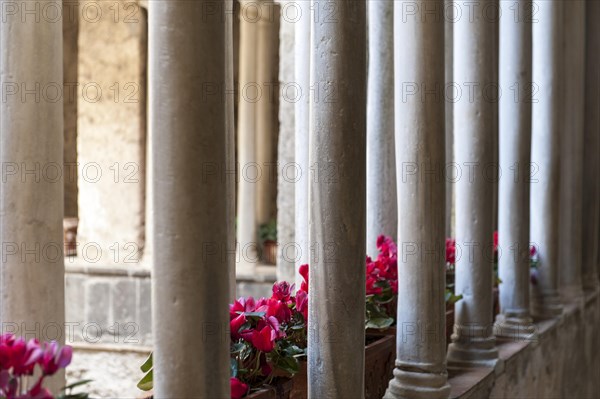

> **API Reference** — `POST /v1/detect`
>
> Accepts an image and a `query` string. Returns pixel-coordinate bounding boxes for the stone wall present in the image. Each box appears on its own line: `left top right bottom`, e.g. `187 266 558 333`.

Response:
449 292 600 399
77 0 147 264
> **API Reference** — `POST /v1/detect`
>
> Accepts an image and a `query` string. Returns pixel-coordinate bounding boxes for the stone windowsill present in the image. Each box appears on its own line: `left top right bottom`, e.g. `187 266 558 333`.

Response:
65 258 278 283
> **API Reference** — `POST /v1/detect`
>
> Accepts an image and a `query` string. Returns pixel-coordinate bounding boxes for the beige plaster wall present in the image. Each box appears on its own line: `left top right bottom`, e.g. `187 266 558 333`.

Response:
77 0 147 265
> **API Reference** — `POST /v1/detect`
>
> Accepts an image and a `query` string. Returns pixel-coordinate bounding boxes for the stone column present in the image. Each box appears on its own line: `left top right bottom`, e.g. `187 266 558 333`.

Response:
226 0 238 299
558 0 586 301
385 1 450 398
0 0 65 391
447 0 499 367
308 1 366 397
530 0 563 318
494 0 536 339
63 0 79 221
237 1 260 267
294 0 310 285
366 0 396 257
582 0 600 292
255 0 277 227
445 0 454 238
149 1 231 396
276 0 296 283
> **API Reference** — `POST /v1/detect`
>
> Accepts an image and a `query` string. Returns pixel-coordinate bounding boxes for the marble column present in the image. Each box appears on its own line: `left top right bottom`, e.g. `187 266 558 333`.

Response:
237 0 260 267
255 0 276 227
494 0 536 339
582 0 600 292
445 0 454 238
294 0 310 286
366 0 396 257
226 0 237 299
63 0 79 221
308 1 366 397
447 0 499 367
276 0 296 284
0 0 65 391
530 0 564 318
384 1 450 398
558 0 586 301
149 0 231 396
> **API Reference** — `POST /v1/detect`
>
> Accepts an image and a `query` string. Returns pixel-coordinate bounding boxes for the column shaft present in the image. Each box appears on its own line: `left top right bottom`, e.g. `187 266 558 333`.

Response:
237 2 259 266
447 0 499 367
308 1 367 397
366 0 396 257
294 0 310 286
530 0 563 318
255 1 277 227
0 0 65 391
558 0 586 301
445 0 454 238
495 0 535 338
149 1 231 396
582 0 600 292
385 1 450 398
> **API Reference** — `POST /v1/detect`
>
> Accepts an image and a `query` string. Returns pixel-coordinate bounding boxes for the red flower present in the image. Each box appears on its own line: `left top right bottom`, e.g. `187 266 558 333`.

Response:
366 276 383 295
230 314 247 340
295 290 308 321
265 298 292 323
11 338 43 376
39 341 72 376
493 231 499 253
230 377 249 399
230 297 257 318
446 238 456 264
299 264 309 293
530 245 537 258
272 281 293 303
251 326 276 353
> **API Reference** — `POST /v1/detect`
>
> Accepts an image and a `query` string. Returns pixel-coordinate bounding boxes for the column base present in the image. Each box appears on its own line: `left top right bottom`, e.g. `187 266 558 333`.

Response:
384 366 450 399
582 276 600 293
494 313 537 341
531 291 563 319
447 330 499 368
560 284 586 304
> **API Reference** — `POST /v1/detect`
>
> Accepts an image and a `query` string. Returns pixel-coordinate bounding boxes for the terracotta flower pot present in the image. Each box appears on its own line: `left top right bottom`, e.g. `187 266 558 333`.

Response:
288 334 395 399
63 217 78 257
246 379 293 399
262 240 278 265
493 287 500 318
367 309 455 349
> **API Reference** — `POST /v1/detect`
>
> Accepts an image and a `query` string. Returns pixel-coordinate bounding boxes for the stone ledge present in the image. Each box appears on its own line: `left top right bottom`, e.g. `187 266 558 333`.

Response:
449 290 600 398
66 260 278 283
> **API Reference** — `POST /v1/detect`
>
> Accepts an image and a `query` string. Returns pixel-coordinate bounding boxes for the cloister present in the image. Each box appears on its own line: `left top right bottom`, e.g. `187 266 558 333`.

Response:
0 0 599 398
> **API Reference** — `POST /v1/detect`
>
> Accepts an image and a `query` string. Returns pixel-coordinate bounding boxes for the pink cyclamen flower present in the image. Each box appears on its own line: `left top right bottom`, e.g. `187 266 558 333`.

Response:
230 377 249 399
251 326 276 353
230 314 247 340
40 341 72 376
298 264 309 293
272 281 293 303
265 298 292 323
295 290 308 321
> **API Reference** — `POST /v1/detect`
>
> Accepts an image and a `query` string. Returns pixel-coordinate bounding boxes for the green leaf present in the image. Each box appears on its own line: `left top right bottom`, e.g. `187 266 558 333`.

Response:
140 352 153 373
61 380 93 391
283 345 305 357
244 311 267 319
137 370 153 391
366 317 394 329
274 355 299 375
